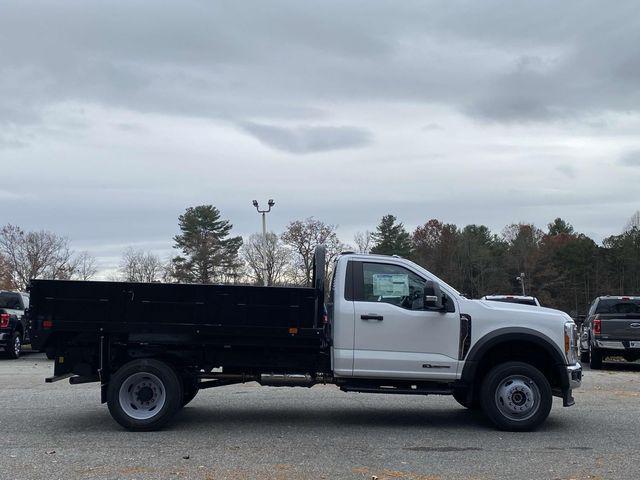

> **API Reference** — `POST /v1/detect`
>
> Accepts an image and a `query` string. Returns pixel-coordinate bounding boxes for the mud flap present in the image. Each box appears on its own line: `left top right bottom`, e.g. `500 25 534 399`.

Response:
563 388 575 407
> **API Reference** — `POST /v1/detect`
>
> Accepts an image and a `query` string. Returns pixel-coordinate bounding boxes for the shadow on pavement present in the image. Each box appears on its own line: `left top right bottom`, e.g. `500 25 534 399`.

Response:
56 401 574 435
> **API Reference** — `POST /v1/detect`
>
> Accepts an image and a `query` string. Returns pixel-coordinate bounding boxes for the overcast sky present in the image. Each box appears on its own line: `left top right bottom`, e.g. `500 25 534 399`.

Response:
2 0 640 275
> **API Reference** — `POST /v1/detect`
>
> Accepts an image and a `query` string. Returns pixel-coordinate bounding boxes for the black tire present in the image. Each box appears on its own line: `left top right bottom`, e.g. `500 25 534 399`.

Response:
181 376 199 407
107 359 183 431
589 345 603 370
480 361 552 431
6 331 22 359
452 389 480 410
579 348 590 363
45 350 56 360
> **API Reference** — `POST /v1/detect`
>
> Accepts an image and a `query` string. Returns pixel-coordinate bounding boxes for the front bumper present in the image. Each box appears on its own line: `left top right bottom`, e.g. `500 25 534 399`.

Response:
567 362 582 389
561 362 582 407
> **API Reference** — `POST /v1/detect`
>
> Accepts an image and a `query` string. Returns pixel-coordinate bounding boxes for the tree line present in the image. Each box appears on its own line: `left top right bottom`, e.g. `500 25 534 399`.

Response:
2 206 640 317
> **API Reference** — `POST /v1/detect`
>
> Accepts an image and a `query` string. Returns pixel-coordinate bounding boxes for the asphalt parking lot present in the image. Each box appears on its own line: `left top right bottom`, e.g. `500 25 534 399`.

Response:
1 353 639 480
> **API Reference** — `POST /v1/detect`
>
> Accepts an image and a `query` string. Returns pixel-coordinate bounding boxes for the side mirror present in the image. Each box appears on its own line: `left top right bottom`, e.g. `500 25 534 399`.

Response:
423 280 444 310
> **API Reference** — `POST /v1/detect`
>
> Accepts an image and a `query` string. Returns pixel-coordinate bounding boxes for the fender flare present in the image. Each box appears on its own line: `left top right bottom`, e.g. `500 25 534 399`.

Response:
460 327 569 390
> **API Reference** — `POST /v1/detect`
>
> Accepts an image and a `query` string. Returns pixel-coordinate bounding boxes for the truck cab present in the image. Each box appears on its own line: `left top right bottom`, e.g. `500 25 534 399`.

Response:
329 253 581 429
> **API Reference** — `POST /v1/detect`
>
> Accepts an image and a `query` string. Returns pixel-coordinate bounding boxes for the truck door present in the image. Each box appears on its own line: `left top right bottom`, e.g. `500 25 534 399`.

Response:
351 261 460 380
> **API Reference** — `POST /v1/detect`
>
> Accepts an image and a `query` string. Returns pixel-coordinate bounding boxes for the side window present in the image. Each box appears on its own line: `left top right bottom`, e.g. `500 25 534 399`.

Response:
360 263 428 311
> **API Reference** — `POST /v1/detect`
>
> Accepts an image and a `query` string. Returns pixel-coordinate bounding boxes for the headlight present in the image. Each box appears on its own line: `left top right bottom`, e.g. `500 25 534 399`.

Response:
564 321 578 364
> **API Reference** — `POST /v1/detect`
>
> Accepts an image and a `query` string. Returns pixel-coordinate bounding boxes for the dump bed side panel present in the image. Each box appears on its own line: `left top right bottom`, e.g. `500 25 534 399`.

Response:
29 280 321 351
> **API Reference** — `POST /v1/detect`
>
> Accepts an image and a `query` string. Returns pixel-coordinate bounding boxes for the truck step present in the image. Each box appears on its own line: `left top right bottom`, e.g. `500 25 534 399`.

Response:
340 384 452 396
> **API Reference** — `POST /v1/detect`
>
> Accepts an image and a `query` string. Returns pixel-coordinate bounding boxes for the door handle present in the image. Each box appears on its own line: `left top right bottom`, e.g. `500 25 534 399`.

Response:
361 314 383 321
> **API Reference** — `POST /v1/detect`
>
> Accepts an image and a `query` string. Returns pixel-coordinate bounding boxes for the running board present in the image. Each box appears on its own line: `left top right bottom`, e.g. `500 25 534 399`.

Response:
340 383 453 396
45 373 73 383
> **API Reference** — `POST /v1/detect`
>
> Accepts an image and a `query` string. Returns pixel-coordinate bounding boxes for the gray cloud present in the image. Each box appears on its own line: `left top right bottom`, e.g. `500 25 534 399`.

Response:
239 123 372 154
1 1 640 129
556 164 577 178
619 151 640 167
2 0 640 274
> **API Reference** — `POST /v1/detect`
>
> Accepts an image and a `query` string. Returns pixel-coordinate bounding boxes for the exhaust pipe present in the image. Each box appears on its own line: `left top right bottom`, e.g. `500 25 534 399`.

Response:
259 374 315 387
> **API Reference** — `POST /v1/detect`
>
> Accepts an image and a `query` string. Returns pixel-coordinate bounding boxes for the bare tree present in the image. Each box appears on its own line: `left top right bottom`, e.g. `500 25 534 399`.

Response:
281 218 346 287
0 224 77 290
242 233 291 286
0 253 16 290
118 248 164 282
70 251 98 281
624 210 640 232
353 230 373 254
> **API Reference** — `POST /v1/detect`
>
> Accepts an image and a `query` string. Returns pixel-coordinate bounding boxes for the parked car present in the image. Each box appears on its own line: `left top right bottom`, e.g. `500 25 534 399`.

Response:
481 295 542 307
0 291 30 359
30 247 581 432
579 296 640 369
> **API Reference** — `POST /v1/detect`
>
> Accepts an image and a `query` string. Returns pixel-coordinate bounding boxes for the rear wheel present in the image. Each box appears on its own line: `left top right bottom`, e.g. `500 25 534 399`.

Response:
6 332 22 359
589 345 603 369
107 359 183 431
181 378 199 407
480 361 552 431
579 347 590 363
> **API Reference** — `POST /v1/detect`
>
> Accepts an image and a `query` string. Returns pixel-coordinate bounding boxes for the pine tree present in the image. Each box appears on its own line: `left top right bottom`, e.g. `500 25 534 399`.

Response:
370 214 413 258
171 205 242 283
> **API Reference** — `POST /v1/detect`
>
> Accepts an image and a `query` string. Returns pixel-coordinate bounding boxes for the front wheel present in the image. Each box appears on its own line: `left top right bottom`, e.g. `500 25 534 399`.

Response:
107 359 183 431
480 362 552 431
6 332 22 359
452 389 480 410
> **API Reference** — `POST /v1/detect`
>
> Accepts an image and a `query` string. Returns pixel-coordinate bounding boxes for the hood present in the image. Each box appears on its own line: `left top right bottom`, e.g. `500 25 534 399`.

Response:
467 298 572 325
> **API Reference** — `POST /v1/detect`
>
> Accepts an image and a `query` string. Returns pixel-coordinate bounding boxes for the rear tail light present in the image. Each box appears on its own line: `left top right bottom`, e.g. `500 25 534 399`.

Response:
0 313 9 328
42 319 53 329
593 315 601 335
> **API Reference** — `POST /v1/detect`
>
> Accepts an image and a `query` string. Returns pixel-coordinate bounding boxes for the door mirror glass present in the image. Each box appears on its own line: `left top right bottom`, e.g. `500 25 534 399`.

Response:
423 280 444 310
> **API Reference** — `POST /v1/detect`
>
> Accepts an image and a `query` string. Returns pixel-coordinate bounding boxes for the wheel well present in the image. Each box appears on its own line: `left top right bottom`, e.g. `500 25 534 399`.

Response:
471 340 563 394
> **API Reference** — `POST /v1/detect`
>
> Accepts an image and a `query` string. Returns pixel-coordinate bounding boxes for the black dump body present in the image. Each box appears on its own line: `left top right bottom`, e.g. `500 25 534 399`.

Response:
29 248 329 382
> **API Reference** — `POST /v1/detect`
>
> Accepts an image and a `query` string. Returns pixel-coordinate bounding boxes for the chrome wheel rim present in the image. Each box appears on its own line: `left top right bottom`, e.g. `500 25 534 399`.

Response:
118 372 166 420
494 374 540 421
14 335 21 356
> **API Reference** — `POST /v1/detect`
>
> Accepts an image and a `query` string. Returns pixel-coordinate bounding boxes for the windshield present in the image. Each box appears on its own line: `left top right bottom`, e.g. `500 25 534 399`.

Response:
595 298 640 314
0 292 22 310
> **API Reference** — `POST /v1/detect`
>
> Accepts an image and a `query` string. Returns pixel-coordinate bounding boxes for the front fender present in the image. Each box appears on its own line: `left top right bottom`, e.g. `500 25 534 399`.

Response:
460 327 569 391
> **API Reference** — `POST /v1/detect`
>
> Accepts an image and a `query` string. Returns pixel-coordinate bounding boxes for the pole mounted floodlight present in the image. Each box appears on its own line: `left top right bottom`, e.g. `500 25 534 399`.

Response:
252 199 276 287
253 199 275 213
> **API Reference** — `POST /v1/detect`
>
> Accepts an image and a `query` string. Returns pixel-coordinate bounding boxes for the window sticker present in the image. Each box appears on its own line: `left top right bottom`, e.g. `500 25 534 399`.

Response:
372 273 409 297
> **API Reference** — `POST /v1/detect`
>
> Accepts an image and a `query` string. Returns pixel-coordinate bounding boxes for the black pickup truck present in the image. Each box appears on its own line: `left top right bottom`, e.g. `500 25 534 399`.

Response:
579 296 640 369
0 290 31 359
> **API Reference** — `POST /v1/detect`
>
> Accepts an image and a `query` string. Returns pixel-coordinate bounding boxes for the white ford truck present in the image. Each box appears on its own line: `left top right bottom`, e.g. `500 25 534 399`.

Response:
30 247 581 431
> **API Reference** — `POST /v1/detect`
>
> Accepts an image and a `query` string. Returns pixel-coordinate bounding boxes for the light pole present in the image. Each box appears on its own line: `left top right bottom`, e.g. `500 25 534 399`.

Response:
252 199 275 286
